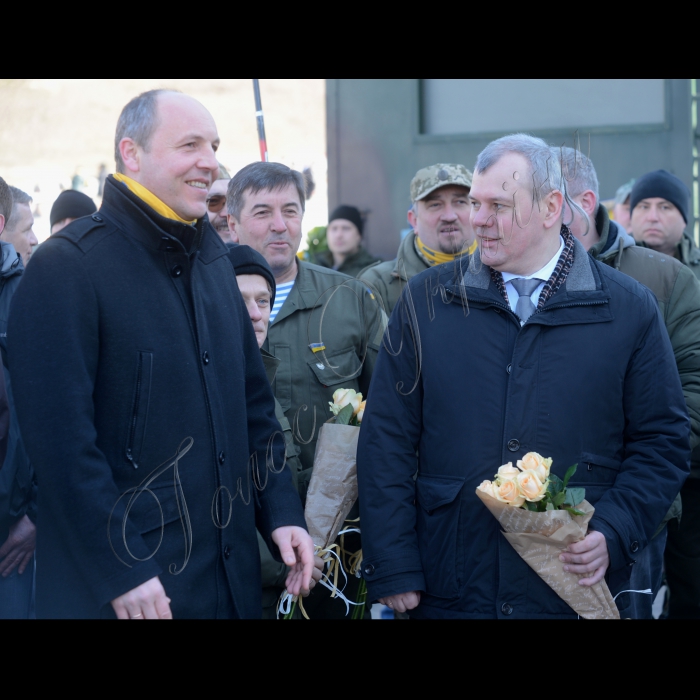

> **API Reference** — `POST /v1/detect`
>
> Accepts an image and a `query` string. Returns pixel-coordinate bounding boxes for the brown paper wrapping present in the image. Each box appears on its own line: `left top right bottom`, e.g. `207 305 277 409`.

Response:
304 422 360 550
475 489 620 619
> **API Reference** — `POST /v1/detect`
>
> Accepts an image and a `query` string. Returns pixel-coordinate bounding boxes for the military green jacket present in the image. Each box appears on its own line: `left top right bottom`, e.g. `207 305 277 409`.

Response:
264 260 386 480
313 246 383 279
358 232 429 315
677 233 700 281
593 206 700 481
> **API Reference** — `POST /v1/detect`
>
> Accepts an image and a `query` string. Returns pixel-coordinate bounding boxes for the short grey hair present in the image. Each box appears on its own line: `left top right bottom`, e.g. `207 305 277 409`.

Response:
475 133 563 202
114 89 180 174
0 177 11 225
5 186 32 231
556 147 599 201
227 162 306 221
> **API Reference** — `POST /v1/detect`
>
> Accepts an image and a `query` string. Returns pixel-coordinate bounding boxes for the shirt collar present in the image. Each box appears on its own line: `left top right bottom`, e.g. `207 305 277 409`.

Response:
501 235 564 285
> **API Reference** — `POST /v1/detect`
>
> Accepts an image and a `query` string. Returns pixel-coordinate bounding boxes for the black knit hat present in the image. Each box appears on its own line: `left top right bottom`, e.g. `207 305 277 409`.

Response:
226 244 276 307
50 190 97 228
630 170 690 224
329 205 364 236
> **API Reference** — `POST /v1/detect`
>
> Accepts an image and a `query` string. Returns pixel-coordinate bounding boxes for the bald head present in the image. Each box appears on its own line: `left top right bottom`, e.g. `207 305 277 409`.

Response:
116 91 220 221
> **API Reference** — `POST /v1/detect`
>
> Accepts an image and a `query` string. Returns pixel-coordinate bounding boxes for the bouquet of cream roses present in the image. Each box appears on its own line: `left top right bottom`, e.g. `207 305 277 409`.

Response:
280 389 366 619
476 452 619 620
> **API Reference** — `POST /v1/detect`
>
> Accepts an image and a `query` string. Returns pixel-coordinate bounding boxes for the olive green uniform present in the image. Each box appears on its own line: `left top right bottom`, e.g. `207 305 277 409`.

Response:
313 246 382 279
358 232 428 316
263 260 385 618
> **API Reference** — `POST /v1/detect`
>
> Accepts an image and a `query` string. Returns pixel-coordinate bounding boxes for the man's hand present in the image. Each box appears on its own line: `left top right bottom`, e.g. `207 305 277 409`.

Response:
379 591 421 614
110 576 172 619
0 515 36 577
272 526 314 597
559 531 609 586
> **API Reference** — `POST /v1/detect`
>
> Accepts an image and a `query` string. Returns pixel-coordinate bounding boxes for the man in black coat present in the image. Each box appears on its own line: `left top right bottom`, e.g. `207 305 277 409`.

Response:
358 134 690 618
7 90 313 619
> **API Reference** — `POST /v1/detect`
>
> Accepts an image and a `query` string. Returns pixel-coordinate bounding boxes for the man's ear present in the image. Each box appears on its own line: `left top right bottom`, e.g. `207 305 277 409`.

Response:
0 214 5 237
579 190 598 217
543 190 564 230
407 207 418 230
227 215 240 243
119 138 141 176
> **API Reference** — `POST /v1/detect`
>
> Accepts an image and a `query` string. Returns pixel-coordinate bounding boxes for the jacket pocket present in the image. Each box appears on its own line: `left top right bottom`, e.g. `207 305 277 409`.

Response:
415 474 465 600
307 348 362 387
125 351 153 469
122 481 186 534
577 452 622 482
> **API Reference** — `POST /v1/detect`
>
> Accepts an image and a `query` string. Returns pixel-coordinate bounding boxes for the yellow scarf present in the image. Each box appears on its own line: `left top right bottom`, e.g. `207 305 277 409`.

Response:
415 235 477 266
113 173 196 224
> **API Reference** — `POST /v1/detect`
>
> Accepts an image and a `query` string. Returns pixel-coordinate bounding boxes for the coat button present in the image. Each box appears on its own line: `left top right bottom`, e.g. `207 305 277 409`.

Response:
171 265 183 278
224 545 231 559
218 451 225 464
507 364 512 374
92 214 103 222
202 351 210 365
507 439 520 452
364 563 375 576
631 541 639 553
501 603 513 616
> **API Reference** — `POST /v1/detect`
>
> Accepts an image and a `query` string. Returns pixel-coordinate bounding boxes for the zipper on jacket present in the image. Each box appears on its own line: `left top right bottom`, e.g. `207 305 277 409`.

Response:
126 354 144 469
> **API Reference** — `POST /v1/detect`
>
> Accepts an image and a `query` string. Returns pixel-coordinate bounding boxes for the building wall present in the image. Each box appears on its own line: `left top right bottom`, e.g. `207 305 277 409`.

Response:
327 79 694 260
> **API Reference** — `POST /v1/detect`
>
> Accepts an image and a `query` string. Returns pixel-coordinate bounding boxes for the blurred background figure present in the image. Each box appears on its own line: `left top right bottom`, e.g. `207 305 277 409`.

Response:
313 205 381 277
50 190 97 235
1 188 37 267
612 179 635 232
207 164 232 244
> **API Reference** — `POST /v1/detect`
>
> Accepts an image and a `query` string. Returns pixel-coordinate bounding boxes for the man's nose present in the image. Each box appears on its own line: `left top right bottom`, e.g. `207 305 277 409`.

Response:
200 145 220 177
270 211 287 232
248 303 262 322
441 205 457 221
29 229 39 246
471 207 491 228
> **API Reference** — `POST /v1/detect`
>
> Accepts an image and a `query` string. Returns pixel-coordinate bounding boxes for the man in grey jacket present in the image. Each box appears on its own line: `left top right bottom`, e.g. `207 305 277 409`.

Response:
559 148 700 617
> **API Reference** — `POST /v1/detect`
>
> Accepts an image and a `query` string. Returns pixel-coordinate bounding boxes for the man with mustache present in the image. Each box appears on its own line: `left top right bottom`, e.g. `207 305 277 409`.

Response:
359 163 476 315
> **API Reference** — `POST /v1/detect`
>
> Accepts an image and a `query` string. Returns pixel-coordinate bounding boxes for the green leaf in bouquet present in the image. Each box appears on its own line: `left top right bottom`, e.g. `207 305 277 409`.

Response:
551 489 567 508
564 487 586 508
562 463 578 488
524 501 540 512
335 404 355 425
547 473 564 497
564 507 586 517
545 502 555 511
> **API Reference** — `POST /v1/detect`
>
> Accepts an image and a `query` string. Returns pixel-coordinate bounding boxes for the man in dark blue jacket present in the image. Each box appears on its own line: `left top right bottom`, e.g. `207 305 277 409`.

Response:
357 134 690 619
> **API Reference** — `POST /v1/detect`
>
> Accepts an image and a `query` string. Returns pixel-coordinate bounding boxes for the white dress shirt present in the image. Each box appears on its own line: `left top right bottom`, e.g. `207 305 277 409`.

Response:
501 236 564 325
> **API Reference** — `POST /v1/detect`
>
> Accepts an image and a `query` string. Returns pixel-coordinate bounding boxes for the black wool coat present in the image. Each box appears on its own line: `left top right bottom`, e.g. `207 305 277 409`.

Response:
7 177 306 618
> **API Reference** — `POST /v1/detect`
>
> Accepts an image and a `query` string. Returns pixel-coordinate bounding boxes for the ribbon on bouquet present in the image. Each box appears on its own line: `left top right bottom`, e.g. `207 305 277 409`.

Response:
277 542 364 619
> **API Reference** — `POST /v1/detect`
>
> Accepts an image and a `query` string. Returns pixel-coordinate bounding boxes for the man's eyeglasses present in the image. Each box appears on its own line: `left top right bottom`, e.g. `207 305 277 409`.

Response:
207 195 226 214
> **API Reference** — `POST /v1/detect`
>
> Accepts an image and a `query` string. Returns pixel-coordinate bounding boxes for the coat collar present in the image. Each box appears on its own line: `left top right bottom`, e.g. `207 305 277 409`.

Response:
99 176 228 264
452 236 610 323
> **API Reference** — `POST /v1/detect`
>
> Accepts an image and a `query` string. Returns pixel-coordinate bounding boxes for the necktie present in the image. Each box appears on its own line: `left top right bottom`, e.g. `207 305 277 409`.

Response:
510 278 541 323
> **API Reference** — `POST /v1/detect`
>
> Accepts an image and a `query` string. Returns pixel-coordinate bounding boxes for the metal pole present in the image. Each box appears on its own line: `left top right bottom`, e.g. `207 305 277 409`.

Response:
252 79 269 162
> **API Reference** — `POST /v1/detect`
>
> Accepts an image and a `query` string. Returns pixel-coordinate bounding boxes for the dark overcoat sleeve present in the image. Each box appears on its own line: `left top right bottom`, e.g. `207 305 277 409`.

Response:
7 241 162 605
357 288 425 601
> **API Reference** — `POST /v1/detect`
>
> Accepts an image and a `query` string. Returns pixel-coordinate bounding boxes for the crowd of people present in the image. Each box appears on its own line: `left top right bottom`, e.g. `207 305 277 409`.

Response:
0 88 697 619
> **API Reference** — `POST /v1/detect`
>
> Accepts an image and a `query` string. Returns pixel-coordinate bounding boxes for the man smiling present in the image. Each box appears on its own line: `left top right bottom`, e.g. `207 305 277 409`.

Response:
7 90 313 619
357 134 689 619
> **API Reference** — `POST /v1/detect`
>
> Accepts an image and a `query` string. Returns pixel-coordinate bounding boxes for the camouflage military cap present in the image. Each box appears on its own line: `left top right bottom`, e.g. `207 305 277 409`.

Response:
410 163 473 202
614 178 636 206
